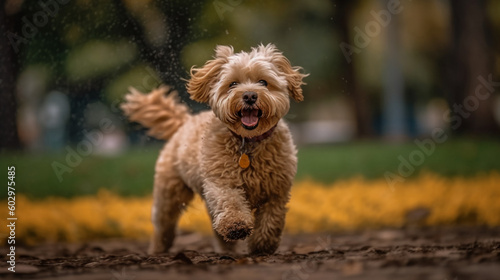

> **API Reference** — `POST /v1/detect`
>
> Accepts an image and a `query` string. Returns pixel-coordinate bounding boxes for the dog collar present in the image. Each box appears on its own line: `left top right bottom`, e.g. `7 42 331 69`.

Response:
230 124 277 143
230 124 277 169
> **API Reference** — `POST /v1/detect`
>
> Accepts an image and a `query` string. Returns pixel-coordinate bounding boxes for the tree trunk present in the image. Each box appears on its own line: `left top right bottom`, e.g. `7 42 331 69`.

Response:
0 5 22 152
448 0 499 135
335 0 373 138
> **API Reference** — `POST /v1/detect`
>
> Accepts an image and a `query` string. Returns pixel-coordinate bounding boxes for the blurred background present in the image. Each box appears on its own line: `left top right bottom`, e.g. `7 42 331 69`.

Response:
1 0 500 244
2 0 500 151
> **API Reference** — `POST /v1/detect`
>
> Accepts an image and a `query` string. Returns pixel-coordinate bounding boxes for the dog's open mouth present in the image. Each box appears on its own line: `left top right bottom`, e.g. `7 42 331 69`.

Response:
238 108 263 130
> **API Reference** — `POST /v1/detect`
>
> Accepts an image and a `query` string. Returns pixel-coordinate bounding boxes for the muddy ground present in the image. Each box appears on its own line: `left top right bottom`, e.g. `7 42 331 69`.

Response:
1 227 499 280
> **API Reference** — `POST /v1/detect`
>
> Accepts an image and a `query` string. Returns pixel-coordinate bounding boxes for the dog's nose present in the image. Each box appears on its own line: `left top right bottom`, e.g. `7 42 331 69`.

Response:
243 91 258 105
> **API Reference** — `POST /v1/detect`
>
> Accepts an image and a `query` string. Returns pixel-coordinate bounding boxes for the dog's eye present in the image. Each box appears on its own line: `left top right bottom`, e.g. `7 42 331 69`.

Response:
229 82 239 88
258 80 268 87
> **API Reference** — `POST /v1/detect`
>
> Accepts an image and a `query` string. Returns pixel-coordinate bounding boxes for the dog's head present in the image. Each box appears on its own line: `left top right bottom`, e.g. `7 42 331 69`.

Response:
187 44 307 138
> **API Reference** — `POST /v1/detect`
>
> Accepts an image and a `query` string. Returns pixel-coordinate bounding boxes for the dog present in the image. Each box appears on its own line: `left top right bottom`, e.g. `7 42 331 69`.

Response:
121 44 307 255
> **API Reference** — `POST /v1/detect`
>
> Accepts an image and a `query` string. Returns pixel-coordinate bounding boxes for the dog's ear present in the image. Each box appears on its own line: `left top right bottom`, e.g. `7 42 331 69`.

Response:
269 47 308 102
214 45 234 59
187 45 233 103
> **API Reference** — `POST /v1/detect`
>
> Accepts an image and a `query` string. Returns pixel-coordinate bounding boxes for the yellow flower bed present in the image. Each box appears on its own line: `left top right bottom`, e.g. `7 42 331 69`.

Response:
1 172 499 245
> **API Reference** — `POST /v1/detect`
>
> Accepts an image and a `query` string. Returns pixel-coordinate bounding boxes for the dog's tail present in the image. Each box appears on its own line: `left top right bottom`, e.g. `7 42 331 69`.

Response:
121 86 190 141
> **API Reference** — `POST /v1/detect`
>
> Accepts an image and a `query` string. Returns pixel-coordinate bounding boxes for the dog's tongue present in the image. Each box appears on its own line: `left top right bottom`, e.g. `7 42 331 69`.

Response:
241 109 259 127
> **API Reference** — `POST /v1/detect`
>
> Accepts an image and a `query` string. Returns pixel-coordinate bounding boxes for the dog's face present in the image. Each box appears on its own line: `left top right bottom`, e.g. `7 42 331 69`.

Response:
187 44 307 138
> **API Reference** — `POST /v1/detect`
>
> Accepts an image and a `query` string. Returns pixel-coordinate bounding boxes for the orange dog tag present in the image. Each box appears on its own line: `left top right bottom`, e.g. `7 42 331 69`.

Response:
239 153 250 169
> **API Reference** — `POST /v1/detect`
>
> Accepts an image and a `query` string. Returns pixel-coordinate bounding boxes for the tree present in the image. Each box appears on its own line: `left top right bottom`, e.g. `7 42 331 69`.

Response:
0 4 22 151
335 0 373 138
447 0 499 135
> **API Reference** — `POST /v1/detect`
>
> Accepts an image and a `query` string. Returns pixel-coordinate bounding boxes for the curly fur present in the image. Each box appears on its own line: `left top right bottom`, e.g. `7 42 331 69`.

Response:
122 44 307 255
121 86 189 140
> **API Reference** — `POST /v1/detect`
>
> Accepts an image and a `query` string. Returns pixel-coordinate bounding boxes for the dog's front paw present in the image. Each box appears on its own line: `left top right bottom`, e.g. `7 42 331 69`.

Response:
215 215 253 241
226 221 253 240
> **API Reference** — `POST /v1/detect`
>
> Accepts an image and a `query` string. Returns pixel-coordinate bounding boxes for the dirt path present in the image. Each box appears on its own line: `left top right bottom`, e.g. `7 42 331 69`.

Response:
1 227 499 280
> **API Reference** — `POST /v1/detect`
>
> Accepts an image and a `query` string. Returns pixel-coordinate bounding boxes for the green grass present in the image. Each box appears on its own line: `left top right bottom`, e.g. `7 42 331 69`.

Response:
0 148 157 199
1 139 499 199
295 139 500 183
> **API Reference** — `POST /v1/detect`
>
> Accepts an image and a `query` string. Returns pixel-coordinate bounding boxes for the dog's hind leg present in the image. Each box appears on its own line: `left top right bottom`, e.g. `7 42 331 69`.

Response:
148 173 193 254
247 197 288 255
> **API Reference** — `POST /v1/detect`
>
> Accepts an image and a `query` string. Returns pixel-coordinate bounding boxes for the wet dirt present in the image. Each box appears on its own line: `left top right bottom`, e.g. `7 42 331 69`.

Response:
1 227 499 280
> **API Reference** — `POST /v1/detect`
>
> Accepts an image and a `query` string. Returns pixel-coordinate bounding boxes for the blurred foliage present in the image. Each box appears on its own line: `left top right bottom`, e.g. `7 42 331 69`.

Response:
9 0 498 127
65 40 137 82
16 0 342 100
1 0 498 151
